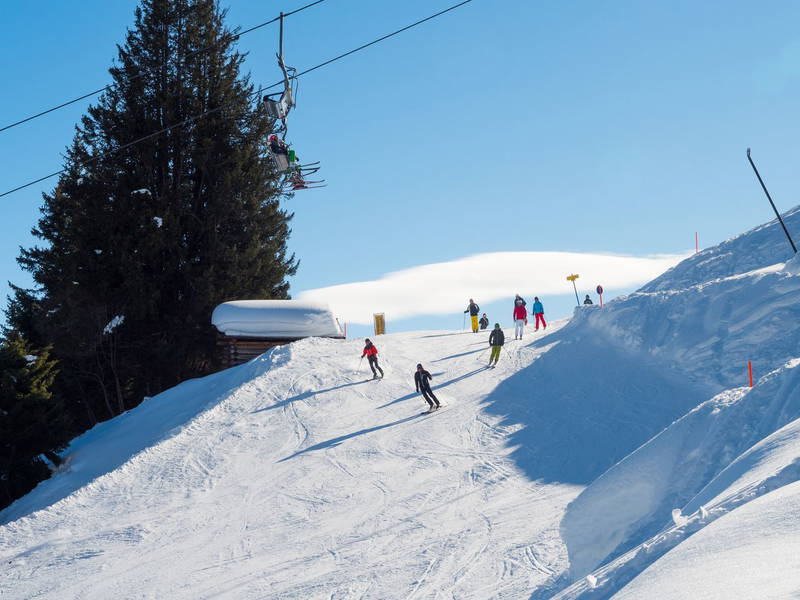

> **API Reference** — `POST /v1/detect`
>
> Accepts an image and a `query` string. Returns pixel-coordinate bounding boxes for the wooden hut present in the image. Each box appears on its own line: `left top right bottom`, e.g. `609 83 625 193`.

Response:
212 300 344 368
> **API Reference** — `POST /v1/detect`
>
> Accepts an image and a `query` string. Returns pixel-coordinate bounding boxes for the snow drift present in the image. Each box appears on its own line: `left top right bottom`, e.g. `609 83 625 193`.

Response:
554 209 800 598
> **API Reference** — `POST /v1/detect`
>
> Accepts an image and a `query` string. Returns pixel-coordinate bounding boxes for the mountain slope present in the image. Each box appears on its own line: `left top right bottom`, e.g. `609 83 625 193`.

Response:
3 209 800 599
552 213 800 598
1 325 582 599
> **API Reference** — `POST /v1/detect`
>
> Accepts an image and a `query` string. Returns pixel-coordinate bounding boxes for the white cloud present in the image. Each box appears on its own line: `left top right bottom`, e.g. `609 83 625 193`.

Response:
298 251 688 324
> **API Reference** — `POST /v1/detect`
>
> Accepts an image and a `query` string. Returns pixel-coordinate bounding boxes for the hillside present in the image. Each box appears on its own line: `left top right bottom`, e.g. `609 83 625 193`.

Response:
2 208 800 599
2 322 584 599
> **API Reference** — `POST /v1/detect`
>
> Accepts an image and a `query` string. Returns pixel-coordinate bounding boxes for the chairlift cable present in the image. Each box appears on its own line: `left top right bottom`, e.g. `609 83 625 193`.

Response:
0 0 327 135
0 0 474 200
292 0 472 80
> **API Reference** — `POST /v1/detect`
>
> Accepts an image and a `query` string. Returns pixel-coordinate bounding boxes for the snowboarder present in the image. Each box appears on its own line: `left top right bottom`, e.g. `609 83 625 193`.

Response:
464 299 480 333
513 296 528 340
361 338 384 379
583 294 594 305
479 313 489 330
414 363 440 411
533 297 547 331
488 323 505 367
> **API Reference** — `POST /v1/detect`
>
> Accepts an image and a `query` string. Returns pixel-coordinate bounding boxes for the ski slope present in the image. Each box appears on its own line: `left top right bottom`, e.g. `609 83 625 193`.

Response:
2 322 586 599
3 207 800 599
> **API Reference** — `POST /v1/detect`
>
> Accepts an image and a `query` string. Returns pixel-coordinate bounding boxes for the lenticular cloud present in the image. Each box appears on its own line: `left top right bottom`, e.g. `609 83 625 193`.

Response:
298 251 688 324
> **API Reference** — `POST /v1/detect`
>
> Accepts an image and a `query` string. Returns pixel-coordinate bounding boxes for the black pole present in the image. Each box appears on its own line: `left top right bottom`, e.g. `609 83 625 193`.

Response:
279 12 284 61
571 280 580 306
746 148 798 254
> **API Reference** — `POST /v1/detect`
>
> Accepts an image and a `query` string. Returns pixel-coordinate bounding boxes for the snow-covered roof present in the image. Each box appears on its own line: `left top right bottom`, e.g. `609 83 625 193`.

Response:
211 300 342 339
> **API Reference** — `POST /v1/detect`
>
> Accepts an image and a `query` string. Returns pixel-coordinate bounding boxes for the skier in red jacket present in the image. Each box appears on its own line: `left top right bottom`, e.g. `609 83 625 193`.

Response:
361 339 384 379
512 295 528 340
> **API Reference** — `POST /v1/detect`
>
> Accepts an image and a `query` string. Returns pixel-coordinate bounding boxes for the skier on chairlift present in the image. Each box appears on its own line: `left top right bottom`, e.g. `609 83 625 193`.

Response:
262 14 324 191
268 134 290 171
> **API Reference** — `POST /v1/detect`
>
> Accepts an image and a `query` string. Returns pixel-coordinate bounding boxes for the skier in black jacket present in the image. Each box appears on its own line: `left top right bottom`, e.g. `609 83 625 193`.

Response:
414 364 440 411
464 299 481 333
488 323 505 366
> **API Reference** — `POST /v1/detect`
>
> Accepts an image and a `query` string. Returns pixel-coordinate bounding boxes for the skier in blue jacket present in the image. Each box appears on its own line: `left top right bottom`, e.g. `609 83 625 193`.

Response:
533 297 547 330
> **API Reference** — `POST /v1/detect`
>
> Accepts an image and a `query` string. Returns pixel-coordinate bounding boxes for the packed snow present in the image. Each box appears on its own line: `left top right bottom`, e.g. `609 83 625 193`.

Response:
2 208 800 599
1 322 582 599
211 299 342 338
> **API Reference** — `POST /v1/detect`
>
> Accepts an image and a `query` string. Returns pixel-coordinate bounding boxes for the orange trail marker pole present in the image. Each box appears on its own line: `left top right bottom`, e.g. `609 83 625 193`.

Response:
748 361 753 387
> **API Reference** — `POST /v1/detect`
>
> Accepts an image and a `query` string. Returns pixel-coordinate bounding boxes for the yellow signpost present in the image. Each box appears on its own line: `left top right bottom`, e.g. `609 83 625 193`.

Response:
566 273 580 306
373 313 386 335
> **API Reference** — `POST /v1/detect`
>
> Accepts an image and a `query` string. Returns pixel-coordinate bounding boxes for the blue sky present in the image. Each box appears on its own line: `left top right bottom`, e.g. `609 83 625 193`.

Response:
2 0 799 338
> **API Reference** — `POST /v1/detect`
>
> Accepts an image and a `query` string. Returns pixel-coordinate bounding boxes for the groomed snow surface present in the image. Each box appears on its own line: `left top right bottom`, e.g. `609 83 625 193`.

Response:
2 207 800 599
1 323 582 599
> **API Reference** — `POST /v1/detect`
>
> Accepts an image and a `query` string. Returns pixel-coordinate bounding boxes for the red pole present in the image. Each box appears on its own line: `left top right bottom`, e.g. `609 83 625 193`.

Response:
695 232 699 254
748 361 753 387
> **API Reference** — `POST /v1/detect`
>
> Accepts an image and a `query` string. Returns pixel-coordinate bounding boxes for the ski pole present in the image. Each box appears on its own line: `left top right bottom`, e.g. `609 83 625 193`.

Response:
357 356 364 374
462 313 466 331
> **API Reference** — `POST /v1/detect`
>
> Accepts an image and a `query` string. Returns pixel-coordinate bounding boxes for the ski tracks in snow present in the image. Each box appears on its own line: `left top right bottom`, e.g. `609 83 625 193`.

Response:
0 328 575 599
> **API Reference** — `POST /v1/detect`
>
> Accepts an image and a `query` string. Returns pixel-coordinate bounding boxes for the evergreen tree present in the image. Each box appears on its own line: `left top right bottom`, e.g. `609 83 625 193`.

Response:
0 334 67 509
9 0 296 437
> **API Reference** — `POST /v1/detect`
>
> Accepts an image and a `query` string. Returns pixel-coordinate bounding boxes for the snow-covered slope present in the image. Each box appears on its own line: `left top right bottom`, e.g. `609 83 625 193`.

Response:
641 205 800 292
611 480 800 600
2 323 587 599
553 212 800 599
2 209 799 599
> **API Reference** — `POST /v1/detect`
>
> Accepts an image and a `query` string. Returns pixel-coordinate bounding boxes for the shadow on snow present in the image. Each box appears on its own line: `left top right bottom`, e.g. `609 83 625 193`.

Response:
480 325 712 487
375 367 488 409
279 414 424 461
251 380 369 413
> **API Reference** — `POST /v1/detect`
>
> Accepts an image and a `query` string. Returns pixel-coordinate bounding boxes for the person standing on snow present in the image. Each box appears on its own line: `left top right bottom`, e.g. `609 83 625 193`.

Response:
583 294 594 305
479 313 489 330
414 364 440 411
464 299 480 333
488 323 505 367
533 297 547 331
361 338 384 379
513 296 528 340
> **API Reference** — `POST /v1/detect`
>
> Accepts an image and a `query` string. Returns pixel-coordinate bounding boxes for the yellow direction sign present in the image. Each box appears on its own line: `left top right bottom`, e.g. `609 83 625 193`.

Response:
566 274 580 305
